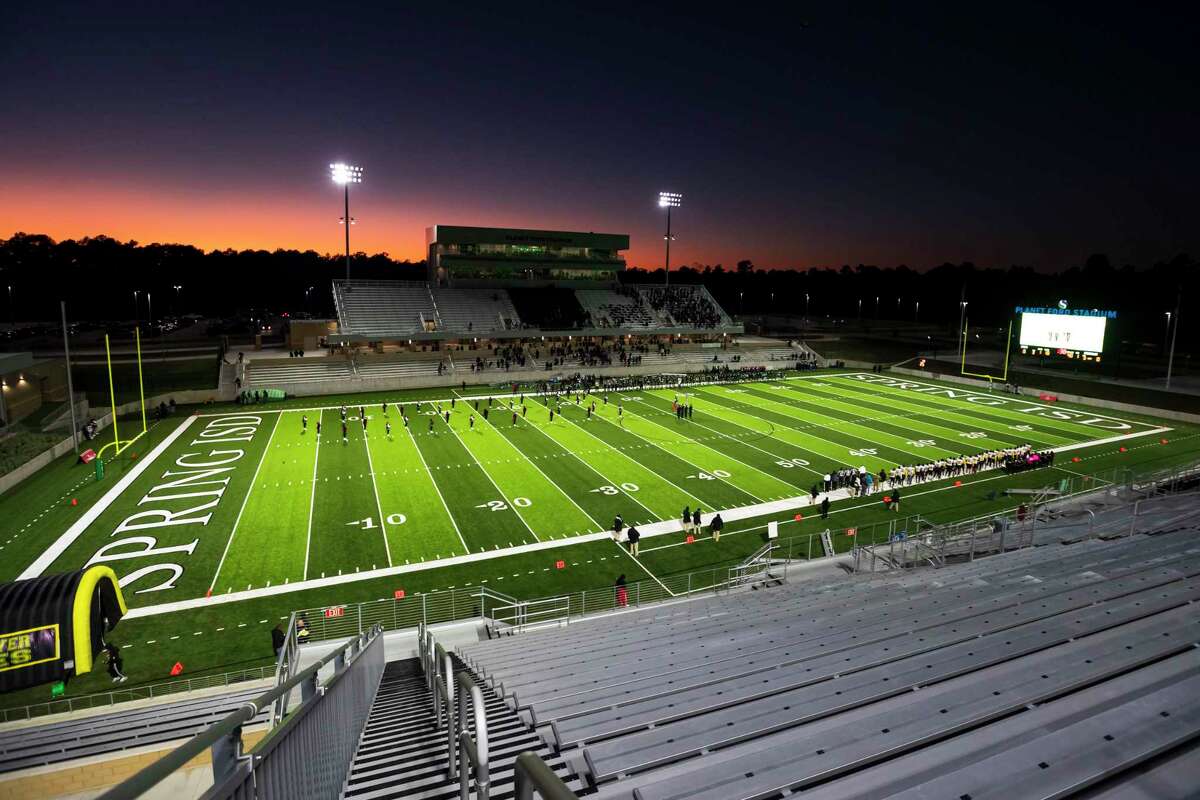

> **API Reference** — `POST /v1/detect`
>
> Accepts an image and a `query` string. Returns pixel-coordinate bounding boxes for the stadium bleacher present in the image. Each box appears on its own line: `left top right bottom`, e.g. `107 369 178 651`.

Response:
576 289 663 330
334 280 437 337
0 686 269 774
639 285 731 328
429 287 520 333
245 357 354 387
448 523 1200 798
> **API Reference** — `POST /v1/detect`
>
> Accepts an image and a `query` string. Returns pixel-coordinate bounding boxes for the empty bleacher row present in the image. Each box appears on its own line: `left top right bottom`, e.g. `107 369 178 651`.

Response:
455 525 1200 799
243 358 354 388
0 686 270 774
334 280 437 336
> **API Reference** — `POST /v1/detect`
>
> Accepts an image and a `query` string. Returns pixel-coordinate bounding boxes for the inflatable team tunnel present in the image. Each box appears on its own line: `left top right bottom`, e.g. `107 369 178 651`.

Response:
0 566 128 693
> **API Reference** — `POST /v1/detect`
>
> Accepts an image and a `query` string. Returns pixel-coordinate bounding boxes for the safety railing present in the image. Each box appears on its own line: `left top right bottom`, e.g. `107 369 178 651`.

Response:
97 624 385 800
514 752 580 800
0 664 278 724
455 671 490 800
728 542 781 588
486 595 571 637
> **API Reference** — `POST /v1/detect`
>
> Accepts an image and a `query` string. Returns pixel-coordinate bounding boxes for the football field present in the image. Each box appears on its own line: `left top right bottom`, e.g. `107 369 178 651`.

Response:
20 372 1171 610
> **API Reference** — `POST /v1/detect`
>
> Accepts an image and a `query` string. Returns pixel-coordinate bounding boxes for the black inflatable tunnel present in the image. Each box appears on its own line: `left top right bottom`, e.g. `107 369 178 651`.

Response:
0 566 128 693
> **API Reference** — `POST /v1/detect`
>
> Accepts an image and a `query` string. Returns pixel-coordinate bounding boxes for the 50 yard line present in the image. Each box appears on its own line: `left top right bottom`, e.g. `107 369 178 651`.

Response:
209 411 283 593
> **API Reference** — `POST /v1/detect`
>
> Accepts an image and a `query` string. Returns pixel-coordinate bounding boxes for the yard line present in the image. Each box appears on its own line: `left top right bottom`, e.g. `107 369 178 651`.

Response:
361 427 393 568
433 402 541 542
209 411 283 593
637 389 825 478
583 400 770 504
477 410 611 532
813 377 1074 448
509 412 659 523
553 402 711 510
687 385 903 468
301 427 321 579
615 541 676 597
609 394 799 494
404 422 470 554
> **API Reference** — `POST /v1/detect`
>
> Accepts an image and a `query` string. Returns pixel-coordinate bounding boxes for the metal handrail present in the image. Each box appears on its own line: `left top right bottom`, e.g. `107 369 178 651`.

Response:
431 641 456 780
514 752 579 800
488 596 571 635
269 610 298 725
456 670 490 800
96 624 384 800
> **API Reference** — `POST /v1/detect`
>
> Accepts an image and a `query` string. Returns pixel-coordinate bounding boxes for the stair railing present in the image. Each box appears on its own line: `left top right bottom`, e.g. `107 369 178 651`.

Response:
514 752 579 800
432 641 456 780
455 670 490 800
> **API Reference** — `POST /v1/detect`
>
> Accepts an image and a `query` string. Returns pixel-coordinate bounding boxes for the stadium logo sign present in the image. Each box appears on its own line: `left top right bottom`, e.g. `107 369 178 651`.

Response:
84 415 266 595
847 375 1133 430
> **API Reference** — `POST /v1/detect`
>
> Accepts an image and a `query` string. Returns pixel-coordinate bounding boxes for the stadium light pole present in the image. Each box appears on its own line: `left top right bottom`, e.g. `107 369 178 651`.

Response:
857 298 862 320
958 300 969 359
1165 287 1181 389
147 292 152 325
60 301 79 452
915 299 920 322
331 163 363 281
6 285 12 328
133 290 140 322
658 191 681 288
875 295 880 319
1163 311 1172 356
173 284 182 314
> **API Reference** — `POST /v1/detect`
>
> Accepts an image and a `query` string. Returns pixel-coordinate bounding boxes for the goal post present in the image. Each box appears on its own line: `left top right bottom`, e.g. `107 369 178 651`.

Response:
960 319 1012 386
95 328 149 464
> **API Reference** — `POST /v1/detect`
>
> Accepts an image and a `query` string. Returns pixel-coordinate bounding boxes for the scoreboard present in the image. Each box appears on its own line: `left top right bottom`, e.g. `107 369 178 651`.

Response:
1017 305 1114 360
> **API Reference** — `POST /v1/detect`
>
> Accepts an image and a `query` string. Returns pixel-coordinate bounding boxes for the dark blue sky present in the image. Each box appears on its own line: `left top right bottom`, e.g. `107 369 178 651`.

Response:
1 2 1196 269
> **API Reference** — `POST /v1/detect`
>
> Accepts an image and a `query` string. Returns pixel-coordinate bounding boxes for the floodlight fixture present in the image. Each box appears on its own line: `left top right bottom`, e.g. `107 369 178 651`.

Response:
330 163 363 184
658 191 682 286
330 162 364 279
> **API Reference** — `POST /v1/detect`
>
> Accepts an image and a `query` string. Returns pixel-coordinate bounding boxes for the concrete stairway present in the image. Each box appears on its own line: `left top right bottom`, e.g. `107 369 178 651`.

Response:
342 658 580 800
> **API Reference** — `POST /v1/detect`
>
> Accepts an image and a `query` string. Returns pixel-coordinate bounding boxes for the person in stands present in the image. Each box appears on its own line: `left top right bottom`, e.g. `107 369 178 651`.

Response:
271 624 286 658
615 574 628 608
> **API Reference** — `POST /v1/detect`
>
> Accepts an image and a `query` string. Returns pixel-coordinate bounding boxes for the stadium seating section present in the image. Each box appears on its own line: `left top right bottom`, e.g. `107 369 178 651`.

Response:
507 288 590 330
0 687 269 774
451 509 1200 799
332 280 740 338
334 281 436 337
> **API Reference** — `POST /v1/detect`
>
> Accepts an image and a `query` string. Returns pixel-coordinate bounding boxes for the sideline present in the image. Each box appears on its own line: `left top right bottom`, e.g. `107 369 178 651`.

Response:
18 416 199 579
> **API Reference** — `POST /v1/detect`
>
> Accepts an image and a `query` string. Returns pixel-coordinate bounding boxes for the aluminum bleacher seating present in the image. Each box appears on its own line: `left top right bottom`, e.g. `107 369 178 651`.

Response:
0 686 270 773
455 527 1200 799
245 358 354 387
333 280 436 337
575 289 664 330
430 288 520 333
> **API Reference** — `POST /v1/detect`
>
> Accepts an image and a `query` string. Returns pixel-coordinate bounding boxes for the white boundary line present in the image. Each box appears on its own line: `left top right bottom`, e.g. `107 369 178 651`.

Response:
20 415 198 579
362 422 393 568
302 420 322 579
208 412 283 593
404 419 470 555
192 372 865 418
435 402 541 542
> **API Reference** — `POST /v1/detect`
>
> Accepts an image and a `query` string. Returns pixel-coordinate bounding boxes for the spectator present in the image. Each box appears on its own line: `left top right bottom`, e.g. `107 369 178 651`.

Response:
272 624 286 657
615 574 628 608
104 642 127 684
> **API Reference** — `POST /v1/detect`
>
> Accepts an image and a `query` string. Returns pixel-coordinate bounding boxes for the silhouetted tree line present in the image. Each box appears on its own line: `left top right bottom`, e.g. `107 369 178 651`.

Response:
0 233 1192 350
